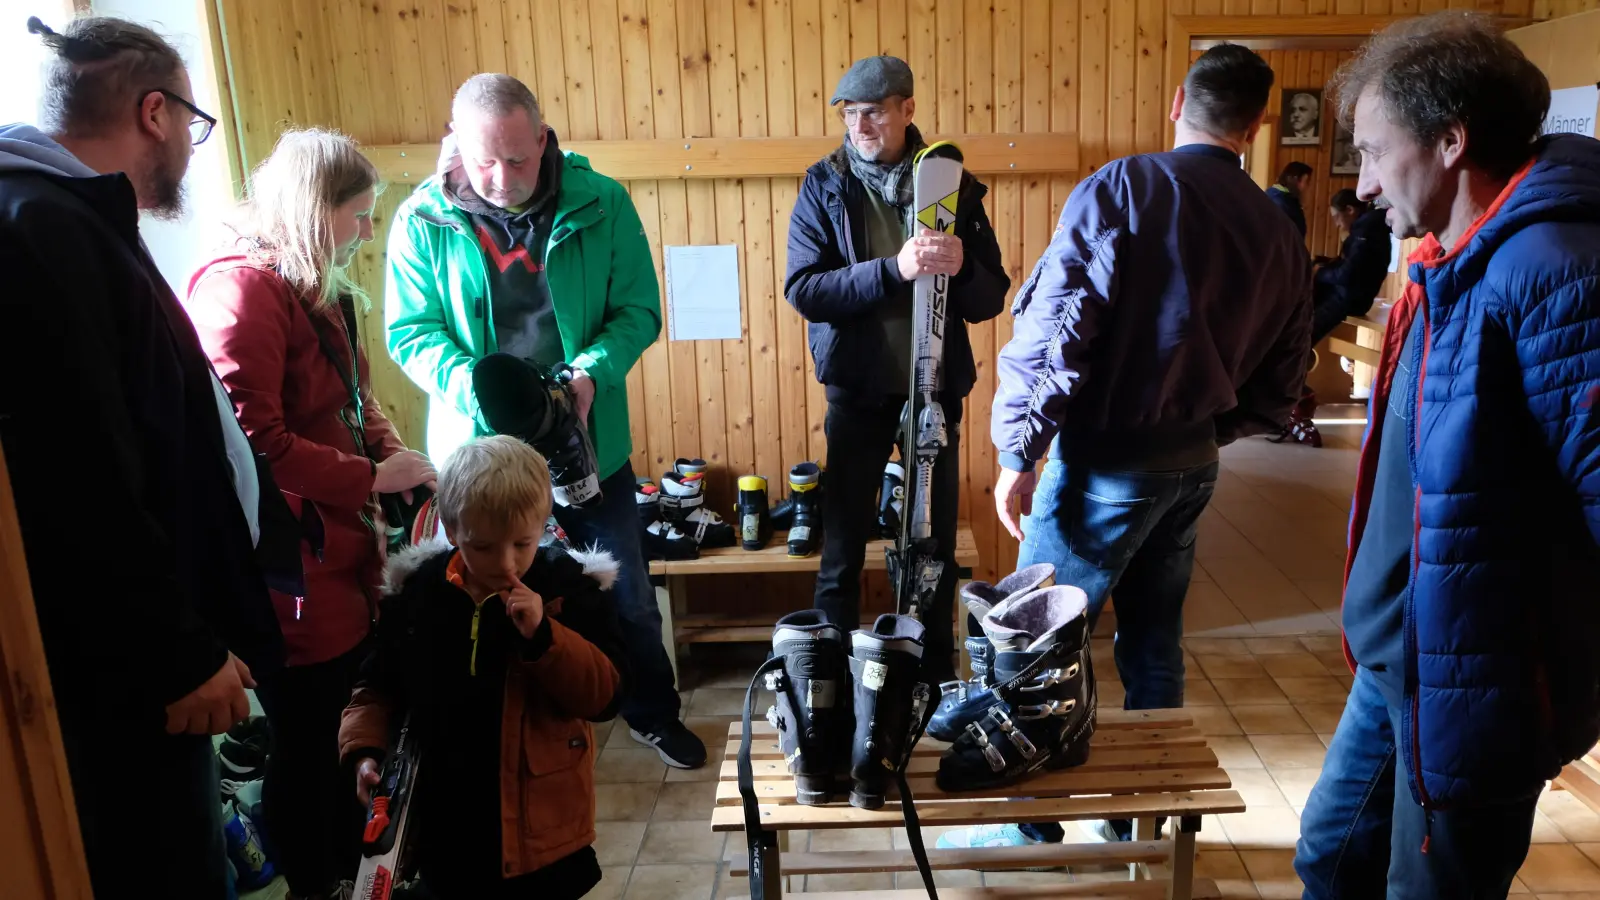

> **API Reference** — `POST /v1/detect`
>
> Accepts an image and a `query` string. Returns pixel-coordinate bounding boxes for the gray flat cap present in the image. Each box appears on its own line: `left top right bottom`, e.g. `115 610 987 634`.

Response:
831 56 914 105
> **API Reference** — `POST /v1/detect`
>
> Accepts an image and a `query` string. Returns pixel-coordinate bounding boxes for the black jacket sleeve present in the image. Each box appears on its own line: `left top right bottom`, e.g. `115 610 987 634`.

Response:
784 171 907 324
0 187 227 711
1315 223 1391 316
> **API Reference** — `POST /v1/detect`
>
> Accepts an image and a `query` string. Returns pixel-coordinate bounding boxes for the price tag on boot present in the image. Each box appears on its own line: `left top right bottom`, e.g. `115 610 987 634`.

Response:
862 660 889 691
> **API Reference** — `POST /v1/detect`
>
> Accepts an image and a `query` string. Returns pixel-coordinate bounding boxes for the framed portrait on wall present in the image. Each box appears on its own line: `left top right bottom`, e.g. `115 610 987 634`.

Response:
1281 89 1323 146
1331 123 1361 175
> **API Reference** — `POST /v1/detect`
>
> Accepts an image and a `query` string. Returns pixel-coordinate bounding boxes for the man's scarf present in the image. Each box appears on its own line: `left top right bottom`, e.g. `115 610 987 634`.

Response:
844 123 928 213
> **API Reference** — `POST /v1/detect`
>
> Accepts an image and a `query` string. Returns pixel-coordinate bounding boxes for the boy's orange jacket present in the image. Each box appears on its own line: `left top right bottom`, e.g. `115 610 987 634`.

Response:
338 539 625 877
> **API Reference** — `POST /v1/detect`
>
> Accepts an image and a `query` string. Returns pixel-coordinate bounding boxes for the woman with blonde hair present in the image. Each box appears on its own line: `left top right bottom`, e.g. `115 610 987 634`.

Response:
186 128 436 900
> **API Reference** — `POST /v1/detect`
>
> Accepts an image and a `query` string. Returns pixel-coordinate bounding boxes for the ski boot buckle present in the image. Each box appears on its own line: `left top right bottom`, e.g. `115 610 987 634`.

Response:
1018 663 1080 692
1016 698 1077 720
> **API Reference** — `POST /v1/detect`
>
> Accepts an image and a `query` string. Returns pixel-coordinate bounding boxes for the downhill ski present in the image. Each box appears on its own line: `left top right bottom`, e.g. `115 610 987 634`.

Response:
353 713 422 900
888 140 965 621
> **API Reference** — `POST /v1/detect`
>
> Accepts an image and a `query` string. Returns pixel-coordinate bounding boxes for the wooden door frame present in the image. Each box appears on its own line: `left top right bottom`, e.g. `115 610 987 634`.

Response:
1163 14 1536 149
0 442 92 899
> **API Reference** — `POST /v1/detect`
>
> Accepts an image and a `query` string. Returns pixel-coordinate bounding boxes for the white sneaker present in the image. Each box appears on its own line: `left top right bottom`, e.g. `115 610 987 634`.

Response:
936 823 1039 849
1078 819 1122 843
935 824 1062 871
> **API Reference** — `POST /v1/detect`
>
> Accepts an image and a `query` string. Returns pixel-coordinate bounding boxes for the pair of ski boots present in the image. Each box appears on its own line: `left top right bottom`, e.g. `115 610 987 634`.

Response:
757 609 933 808
923 564 1098 792
739 611 940 897
764 462 823 558
636 458 740 560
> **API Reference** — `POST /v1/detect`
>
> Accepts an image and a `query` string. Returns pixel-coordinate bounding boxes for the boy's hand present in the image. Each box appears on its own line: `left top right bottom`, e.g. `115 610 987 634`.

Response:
356 756 382 806
506 580 545 640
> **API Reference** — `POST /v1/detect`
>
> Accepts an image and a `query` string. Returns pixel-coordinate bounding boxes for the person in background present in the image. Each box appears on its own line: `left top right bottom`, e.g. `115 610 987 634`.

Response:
385 73 703 768
784 55 1010 682
0 16 298 897
944 42 1310 852
187 128 437 900
1296 13 1600 896
1267 160 1313 237
342 436 625 899
1311 188 1391 342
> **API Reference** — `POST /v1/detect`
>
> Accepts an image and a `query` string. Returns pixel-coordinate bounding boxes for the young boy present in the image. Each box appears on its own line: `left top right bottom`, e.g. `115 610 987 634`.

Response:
340 436 627 899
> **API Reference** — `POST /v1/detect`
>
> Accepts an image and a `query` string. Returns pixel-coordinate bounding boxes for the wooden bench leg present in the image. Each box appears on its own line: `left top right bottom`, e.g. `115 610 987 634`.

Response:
658 576 685 684
1165 816 1200 900
1131 817 1158 880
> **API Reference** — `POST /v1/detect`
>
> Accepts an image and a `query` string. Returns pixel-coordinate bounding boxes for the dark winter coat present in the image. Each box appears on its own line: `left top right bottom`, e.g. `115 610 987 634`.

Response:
0 125 294 729
784 142 1011 405
1344 134 1600 809
339 540 626 884
992 145 1312 471
1314 207 1391 320
1267 183 1308 237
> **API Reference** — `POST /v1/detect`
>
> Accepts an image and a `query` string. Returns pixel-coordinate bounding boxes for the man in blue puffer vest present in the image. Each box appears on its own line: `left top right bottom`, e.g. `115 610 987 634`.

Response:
1296 12 1600 898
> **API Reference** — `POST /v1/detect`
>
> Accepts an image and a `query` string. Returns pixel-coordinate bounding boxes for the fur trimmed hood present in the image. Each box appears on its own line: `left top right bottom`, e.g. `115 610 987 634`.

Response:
383 537 619 597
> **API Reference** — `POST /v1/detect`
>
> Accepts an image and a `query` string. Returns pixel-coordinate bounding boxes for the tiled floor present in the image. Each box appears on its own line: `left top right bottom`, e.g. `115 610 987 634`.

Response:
244 419 1600 898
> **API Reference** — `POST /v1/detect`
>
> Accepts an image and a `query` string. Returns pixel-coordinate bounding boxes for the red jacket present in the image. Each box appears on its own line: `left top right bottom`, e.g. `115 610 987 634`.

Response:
187 250 408 666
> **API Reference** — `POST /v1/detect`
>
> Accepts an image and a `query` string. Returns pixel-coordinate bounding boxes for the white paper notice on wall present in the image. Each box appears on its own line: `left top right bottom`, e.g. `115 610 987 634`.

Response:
1543 85 1599 137
665 244 742 341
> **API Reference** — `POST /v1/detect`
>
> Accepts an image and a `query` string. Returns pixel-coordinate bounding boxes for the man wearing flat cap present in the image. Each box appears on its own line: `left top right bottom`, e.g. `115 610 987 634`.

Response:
784 56 1010 682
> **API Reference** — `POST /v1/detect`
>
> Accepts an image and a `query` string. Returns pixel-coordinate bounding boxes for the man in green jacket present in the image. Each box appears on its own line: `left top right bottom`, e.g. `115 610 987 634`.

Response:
386 73 704 767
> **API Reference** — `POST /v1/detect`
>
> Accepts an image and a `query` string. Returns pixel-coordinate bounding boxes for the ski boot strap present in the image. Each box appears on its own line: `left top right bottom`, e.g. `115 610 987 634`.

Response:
739 656 790 900
662 491 703 509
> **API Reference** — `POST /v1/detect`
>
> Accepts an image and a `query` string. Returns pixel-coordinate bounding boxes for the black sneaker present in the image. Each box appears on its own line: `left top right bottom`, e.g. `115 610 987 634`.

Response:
218 715 271 780
629 719 708 769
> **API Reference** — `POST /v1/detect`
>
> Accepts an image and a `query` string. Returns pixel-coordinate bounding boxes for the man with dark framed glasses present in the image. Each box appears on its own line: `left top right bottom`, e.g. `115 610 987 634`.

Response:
1 16 295 898
146 86 217 145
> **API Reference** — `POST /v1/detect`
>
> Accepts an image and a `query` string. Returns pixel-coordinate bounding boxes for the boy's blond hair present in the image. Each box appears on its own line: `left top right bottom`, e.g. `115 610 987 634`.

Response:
436 436 553 538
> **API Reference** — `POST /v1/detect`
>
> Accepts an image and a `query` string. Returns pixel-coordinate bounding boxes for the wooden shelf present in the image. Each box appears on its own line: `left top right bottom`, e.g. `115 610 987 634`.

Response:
650 527 979 576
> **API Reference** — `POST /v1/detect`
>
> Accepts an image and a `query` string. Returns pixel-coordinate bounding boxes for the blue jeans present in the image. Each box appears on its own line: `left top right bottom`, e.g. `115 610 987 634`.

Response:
1015 459 1220 842
553 461 681 727
1295 667 1538 899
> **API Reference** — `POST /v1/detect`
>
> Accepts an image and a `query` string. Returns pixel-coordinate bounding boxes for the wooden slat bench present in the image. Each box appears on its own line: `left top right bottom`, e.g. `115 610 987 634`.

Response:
712 708 1245 900
1327 312 1388 369
649 527 980 676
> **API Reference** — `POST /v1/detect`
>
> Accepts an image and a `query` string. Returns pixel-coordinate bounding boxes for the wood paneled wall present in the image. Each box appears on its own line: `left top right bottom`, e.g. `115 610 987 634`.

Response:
214 0 1545 594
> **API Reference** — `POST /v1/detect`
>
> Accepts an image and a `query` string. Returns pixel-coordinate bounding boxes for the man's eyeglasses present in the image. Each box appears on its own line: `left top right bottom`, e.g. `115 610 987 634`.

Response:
839 104 894 126
140 89 217 146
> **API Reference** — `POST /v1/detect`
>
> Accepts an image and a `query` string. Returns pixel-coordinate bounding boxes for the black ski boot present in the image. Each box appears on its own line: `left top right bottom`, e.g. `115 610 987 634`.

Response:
738 475 773 551
661 471 737 548
877 461 906 539
925 563 1055 742
786 462 822 558
848 614 935 809
935 585 1096 793
636 480 699 560
763 610 852 805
